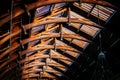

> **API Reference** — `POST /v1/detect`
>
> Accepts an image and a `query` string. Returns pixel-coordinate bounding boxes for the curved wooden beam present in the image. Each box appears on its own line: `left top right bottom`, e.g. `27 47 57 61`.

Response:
22 72 56 79
0 33 88 59
0 0 115 26
23 62 46 69
0 49 74 76
23 69 42 75
19 50 72 64
0 17 102 47
0 46 9 52
0 32 9 39
0 54 18 71
22 73 40 79
0 61 17 78
0 0 78 26
21 55 50 64
0 48 74 76
23 60 66 70
21 45 79 56
0 0 115 79
0 39 53 70
26 33 91 43
0 30 21 47
1 51 72 79
0 38 78 69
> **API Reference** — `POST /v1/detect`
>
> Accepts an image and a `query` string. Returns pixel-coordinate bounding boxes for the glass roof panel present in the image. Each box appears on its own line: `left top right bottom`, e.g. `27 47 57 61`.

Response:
35 5 51 17
73 2 116 22
53 3 66 10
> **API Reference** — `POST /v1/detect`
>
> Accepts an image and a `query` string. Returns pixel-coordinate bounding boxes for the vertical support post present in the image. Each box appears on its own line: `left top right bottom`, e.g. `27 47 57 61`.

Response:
9 0 13 58
18 51 22 59
54 38 56 51
20 40 24 49
45 58 48 69
60 24 63 40
49 49 52 61
20 22 27 35
24 4 31 17
67 3 71 26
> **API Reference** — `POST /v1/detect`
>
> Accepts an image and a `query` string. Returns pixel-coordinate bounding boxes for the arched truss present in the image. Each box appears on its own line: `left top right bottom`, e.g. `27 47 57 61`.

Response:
0 0 116 80
0 0 115 26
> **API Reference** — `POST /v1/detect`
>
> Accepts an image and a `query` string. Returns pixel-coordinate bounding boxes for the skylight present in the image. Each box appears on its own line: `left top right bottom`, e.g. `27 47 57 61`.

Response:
73 2 116 22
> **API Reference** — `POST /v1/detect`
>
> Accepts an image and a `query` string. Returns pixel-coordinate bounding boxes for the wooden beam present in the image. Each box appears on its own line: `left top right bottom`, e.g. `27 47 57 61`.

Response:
50 50 73 65
0 38 73 71
0 0 79 26
23 59 65 70
50 50 71 61
0 50 70 78
26 33 91 43
19 50 49 64
0 17 102 47
23 62 45 69
67 6 71 25
22 73 39 79
0 39 79 75
0 39 53 70
20 49 72 65
0 31 9 39
23 69 42 75
0 46 9 52
0 0 115 26
22 72 56 79
43 66 62 76
0 61 17 78
34 8 67 22
0 33 88 59
21 45 79 56
0 30 83 72
35 17 102 28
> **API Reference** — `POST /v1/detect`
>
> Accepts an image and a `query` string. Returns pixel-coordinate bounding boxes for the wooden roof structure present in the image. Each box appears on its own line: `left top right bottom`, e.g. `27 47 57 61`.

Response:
0 0 120 80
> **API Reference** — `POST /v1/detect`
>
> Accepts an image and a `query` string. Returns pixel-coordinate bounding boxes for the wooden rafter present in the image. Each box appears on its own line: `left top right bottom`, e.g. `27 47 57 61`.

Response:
0 0 116 79
0 17 102 47
0 0 115 26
